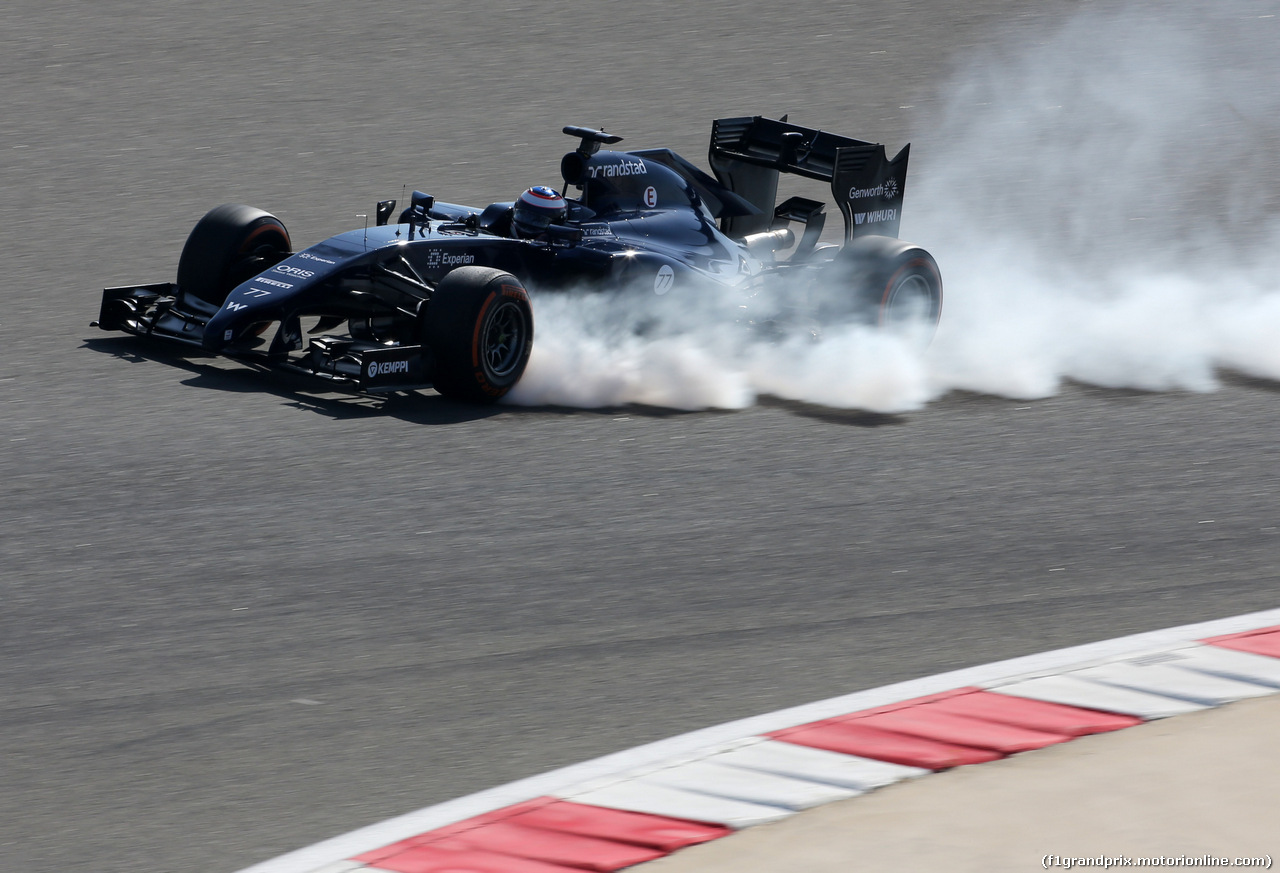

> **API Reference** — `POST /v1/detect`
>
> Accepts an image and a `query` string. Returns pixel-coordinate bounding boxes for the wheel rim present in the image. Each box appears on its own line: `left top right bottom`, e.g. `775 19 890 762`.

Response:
482 299 528 378
226 229 291 292
883 273 936 328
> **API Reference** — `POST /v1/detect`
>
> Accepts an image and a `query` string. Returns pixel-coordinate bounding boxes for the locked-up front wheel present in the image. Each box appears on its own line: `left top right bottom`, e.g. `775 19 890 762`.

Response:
423 266 533 403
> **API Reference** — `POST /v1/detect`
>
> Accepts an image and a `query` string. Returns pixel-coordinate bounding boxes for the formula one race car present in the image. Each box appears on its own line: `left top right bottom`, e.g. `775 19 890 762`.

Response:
93 116 942 403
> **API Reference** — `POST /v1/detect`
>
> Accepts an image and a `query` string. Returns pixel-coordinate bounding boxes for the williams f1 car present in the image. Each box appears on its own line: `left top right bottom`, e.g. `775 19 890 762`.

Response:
93 116 942 403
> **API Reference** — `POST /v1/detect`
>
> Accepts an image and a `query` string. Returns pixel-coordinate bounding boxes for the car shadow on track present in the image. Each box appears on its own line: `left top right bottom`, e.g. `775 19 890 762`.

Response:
81 336 506 425
83 336 738 425
757 396 905 427
83 336 919 426
1221 371 1280 395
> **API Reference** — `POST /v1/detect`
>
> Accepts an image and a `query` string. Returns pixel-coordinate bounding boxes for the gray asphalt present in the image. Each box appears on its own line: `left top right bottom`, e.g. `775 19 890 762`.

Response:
3 2 1278 872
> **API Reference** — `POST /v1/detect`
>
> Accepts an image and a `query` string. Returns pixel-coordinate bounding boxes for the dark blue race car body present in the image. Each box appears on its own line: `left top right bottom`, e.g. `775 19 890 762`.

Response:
94 116 941 403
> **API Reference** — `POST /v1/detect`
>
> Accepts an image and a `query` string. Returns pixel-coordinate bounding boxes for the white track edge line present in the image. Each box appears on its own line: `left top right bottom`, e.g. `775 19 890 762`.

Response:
233 605 1280 873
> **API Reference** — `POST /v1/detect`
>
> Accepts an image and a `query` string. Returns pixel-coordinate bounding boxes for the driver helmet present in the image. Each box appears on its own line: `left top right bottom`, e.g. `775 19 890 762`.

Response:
512 186 567 238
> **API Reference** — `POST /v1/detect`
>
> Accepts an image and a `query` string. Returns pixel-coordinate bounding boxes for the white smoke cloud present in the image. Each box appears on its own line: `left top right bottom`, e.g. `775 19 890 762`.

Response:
912 1 1280 402
510 292 756 410
508 283 938 413
507 1 1280 411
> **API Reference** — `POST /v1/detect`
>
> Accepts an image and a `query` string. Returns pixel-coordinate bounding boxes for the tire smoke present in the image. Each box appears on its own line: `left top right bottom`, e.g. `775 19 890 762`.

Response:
507 2 1280 411
913 0 1280 401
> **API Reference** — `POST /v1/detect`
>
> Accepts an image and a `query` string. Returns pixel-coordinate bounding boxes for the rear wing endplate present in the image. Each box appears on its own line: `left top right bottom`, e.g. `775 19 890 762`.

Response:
709 115 910 241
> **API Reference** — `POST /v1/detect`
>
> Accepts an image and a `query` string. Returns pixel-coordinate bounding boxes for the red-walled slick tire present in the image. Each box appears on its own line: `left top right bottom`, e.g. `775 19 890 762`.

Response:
424 266 533 403
176 204 292 315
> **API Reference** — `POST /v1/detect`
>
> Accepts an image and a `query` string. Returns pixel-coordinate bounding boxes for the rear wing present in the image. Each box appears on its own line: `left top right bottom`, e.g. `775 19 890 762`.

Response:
708 115 910 242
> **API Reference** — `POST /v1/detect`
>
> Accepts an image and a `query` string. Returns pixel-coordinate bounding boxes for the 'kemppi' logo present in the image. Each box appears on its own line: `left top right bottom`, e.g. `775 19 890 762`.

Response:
367 360 410 378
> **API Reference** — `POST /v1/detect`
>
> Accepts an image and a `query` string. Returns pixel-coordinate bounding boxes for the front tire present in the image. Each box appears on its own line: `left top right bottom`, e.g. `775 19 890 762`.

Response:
424 266 533 403
176 204 291 315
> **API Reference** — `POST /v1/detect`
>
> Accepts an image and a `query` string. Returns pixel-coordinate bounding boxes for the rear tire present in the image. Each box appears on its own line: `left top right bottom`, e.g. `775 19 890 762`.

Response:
836 235 943 335
424 266 533 403
176 204 291 315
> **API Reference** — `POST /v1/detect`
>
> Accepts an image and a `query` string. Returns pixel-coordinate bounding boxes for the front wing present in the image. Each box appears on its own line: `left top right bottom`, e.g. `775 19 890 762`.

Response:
93 284 434 394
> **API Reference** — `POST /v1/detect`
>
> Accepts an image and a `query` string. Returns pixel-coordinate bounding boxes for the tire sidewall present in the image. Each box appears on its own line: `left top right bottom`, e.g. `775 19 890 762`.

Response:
872 252 943 329
838 236 943 330
425 267 533 402
469 283 533 392
176 204 291 313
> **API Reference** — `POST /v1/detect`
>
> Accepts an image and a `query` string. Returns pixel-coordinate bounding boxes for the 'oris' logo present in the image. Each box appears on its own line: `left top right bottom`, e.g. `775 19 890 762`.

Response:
367 360 410 378
274 265 315 279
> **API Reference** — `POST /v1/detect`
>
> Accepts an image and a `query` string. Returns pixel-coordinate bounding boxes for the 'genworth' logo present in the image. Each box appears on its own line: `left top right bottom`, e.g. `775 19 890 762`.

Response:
848 177 899 202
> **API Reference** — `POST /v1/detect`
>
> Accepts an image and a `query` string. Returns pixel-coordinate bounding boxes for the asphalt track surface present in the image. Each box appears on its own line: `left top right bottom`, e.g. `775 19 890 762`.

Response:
3 3 1279 872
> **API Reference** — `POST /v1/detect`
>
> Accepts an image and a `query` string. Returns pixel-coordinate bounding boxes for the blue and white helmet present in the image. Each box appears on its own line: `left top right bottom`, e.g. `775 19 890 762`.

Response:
513 186 567 237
